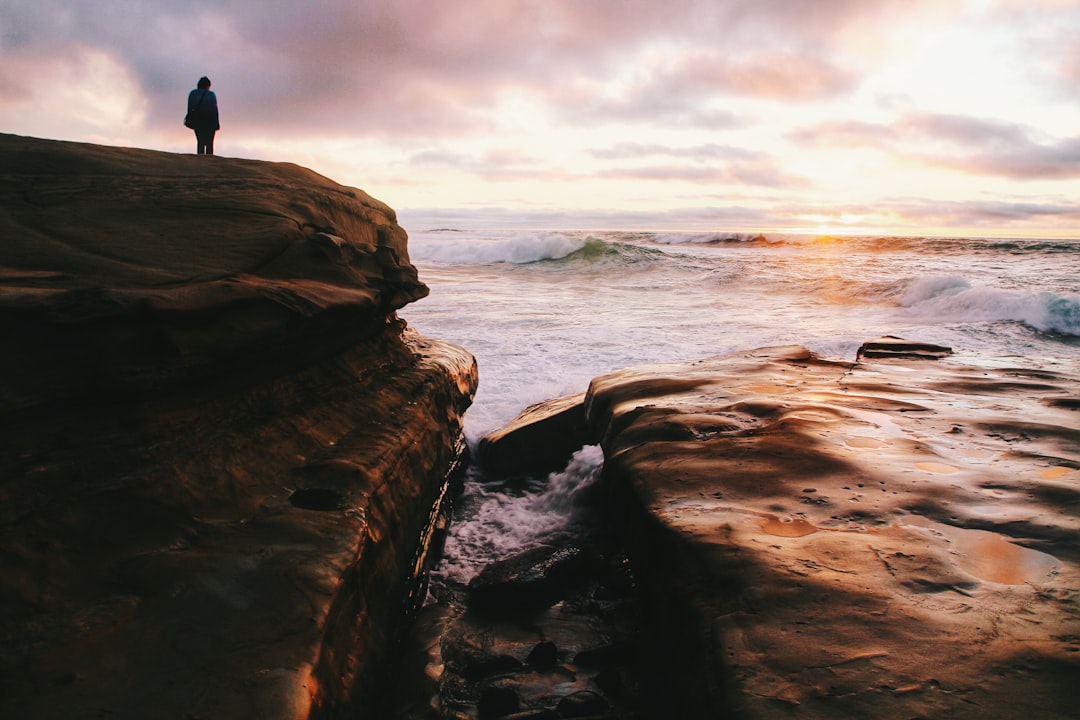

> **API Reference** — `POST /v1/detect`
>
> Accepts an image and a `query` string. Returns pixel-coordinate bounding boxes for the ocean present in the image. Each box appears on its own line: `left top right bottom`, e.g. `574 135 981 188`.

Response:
398 230 1080 587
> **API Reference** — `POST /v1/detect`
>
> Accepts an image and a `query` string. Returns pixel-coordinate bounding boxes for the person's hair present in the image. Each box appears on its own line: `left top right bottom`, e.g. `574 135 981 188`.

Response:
197 76 211 89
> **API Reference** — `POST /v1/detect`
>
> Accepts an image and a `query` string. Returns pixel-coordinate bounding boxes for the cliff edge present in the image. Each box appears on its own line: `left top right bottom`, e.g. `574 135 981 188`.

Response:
0 135 477 719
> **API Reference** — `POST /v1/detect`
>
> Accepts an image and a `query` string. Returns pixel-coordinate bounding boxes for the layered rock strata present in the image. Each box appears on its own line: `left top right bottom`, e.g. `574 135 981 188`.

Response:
0 135 477 719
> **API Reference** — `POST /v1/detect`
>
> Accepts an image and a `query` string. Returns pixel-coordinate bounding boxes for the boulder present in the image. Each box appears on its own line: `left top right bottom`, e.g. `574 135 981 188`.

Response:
468 544 596 613
0 135 477 719
856 335 953 360
478 392 590 476
555 689 609 717
587 344 1080 718
526 640 560 669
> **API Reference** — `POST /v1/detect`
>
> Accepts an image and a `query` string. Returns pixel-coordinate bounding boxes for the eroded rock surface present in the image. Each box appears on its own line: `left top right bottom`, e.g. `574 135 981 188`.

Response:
0 132 428 411
587 344 1080 718
477 392 590 477
0 135 477 719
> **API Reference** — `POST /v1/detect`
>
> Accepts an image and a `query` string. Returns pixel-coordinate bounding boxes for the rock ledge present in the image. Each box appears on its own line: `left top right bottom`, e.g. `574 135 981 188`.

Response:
0 135 477 719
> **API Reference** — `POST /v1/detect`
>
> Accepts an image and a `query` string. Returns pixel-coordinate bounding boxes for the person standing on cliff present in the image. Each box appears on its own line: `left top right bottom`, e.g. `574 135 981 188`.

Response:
186 76 220 155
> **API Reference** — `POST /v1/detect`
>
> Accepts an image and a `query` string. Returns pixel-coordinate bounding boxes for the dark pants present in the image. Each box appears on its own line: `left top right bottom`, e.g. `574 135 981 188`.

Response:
194 127 216 155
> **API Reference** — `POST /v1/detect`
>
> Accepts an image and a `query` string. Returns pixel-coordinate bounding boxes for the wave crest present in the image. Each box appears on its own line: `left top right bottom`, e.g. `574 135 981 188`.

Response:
897 275 1080 336
409 230 588 265
431 446 604 586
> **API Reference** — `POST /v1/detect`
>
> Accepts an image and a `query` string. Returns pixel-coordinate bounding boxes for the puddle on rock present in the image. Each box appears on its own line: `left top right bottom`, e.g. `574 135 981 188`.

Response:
915 461 959 474
746 383 791 395
1039 466 1077 480
761 515 819 537
845 436 886 449
899 516 1060 585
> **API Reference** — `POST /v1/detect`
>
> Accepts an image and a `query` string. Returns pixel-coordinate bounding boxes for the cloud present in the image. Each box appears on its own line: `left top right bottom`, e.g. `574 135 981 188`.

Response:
787 120 893 148
583 142 805 187
661 48 858 100
1061 46 1080 91
3 0 1078 237
598 163 804 188
0 44 148 139
408 146 552 181
400 195 1080 234
880 197 1080 228
0 0 939 139
928 138 1080 180
588 142 759 161
901 114 1029 147
398 203 787 232
903 114 1080 179
791 112 1080 179
552 79 745 130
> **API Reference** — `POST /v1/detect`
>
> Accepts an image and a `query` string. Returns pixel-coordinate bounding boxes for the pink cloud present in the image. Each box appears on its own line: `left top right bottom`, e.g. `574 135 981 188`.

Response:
791 112 1080 179
598 162 808 189
0 0 941 138
787 120 892 147
673 49 857 100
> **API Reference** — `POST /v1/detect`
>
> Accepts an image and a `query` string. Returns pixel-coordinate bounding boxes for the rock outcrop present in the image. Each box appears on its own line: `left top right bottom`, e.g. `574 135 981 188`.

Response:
0 135 477 719
477 392 589 477
584 343 1080 718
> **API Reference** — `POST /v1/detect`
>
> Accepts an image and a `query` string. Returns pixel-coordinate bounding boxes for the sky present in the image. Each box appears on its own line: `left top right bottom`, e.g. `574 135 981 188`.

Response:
2 0 1079 238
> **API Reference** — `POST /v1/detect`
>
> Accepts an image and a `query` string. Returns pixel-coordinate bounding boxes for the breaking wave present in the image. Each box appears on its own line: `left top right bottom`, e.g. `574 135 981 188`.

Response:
636 233 1080 256
431 445 605 586
408 230 588 265
895 275 1080 337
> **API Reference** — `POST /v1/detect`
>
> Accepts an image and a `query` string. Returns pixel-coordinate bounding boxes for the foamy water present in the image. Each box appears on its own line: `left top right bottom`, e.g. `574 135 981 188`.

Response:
401 229 1080 585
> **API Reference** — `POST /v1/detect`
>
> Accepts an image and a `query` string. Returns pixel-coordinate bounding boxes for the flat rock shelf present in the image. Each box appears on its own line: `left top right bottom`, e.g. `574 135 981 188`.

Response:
443 340 1080 719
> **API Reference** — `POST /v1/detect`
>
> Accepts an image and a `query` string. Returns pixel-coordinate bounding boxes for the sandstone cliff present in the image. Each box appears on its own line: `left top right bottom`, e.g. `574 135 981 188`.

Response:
0 134 477 719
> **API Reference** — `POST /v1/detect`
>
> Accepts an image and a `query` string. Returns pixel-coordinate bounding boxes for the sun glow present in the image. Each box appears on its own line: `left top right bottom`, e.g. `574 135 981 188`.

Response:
794 211 873 237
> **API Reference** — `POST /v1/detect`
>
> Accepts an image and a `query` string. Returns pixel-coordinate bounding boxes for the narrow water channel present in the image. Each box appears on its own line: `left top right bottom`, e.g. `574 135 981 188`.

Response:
391 447 653 719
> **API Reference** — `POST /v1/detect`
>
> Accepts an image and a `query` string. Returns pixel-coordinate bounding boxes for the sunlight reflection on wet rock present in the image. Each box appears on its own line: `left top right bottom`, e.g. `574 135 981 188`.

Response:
915 461 960 474
897 516 1061 585
760 514 820 537
587 342 1080 717
845 435 887 448
1039 466 1077 480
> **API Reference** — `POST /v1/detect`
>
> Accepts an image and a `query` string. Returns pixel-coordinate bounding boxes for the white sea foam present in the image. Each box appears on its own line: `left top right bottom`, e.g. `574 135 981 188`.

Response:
431 445 604 586
897 275 1080 336
408 230 587 265
409 231 1080 601
897 275 972 305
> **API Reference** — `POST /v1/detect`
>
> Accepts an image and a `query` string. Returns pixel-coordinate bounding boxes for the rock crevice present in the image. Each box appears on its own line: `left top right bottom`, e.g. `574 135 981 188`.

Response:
479 339 1080 719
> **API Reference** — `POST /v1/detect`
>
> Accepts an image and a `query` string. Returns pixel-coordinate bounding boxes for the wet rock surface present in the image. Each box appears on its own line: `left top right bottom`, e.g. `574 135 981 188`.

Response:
467 544 599 613
466 339 1080 718
477 393 591 477
0 135 477 719
393 522 650 719
587 343 1080 718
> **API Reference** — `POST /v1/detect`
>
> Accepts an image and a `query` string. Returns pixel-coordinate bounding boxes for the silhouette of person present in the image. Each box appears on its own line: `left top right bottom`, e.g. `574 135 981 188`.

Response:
187 76 220 155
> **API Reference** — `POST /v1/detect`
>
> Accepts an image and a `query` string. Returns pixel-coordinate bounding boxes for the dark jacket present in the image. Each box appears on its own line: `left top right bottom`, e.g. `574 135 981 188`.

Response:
187 89 220 130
